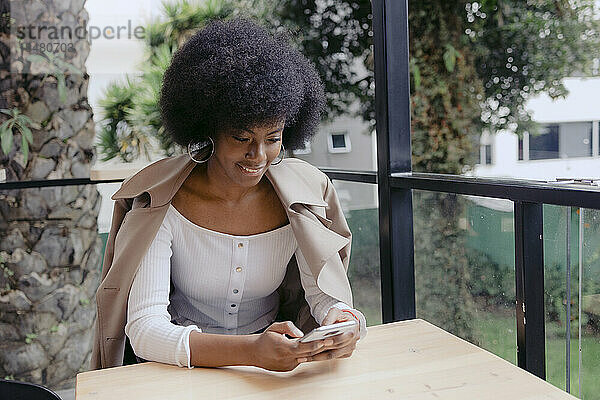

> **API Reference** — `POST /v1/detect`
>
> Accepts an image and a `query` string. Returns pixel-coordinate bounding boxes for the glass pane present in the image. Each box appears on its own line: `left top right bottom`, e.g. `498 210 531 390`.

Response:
332 180 381 326
559 122 593 158
485 144 492 165
543 205 576 394
544 205 600 399
96 182 123 267
581 208 600 399
530 125 559 160
332 134 347 149
413 190 517 363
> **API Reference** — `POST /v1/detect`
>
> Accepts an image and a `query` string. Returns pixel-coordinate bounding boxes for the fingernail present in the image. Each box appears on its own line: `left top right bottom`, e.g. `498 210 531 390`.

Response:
295 329 304 337
324 339 334 346
297 357 308 363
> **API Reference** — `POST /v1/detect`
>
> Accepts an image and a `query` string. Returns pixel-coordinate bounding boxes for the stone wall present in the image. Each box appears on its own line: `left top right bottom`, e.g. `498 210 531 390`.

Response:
0 0 101 390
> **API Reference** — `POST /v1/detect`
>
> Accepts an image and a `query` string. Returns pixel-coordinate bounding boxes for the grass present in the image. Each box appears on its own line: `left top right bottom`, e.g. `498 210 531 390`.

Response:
473 314 600 399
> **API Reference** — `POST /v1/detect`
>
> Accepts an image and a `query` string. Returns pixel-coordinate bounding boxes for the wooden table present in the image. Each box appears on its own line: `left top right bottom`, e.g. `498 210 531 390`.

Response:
76 319 575 399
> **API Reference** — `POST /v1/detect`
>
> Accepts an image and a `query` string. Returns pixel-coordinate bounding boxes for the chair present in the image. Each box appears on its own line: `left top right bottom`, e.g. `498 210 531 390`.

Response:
0 379 62 400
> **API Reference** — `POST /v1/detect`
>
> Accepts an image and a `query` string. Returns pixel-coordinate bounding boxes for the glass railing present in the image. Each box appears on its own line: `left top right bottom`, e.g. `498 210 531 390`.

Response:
412 190 517 363
543 205 600 398
331 180 382 326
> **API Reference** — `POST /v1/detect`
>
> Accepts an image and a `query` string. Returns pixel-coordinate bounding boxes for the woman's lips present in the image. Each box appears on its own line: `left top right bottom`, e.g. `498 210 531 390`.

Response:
237 163 264 175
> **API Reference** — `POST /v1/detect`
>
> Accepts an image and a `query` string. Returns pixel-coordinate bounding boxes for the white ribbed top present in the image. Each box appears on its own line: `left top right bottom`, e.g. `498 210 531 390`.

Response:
125 204 366 368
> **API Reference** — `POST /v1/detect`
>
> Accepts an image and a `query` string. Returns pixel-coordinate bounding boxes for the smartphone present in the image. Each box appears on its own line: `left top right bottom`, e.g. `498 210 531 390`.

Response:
299 320 357 343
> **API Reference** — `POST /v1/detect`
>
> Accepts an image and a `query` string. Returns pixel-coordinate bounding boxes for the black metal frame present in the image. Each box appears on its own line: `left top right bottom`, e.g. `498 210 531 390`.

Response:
372 0 415 323
0 178 123 190
2 0 598 384
514 202 546 379
391 172 600 209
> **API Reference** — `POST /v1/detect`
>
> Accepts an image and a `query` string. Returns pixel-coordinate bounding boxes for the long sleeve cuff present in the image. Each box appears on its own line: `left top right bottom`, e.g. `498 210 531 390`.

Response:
178 325 203 368
328 302 367 340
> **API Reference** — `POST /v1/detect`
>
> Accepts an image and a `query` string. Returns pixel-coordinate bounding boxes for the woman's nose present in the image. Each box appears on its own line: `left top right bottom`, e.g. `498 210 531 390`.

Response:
245 141 266 162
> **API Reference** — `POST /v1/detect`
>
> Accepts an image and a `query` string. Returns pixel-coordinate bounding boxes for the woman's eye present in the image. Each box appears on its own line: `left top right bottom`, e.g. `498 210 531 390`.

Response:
268 137 281 143
233 136 249 142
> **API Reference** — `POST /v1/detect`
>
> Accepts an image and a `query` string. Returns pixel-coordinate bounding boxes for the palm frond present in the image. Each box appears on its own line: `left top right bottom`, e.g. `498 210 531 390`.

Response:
96 0 237 162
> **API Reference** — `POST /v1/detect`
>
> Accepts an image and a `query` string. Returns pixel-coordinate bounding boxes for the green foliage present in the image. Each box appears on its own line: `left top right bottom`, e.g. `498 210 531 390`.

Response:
24 333 37 344
443 44 460 73
0 108 36 165
269 0 375 124
97 0 237 161
149 0 235 51
97 78 153 162
410 1 484 174
465 249 514 307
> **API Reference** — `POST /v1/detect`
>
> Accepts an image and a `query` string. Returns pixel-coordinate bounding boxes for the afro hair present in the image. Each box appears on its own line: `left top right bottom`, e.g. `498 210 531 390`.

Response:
159 17 326 151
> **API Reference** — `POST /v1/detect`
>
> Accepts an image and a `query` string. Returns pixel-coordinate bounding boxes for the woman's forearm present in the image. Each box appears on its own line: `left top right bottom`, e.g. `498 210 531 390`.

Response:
188 331 258 367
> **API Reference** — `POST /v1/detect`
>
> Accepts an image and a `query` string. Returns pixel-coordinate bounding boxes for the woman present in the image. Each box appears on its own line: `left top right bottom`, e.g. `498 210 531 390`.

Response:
91 18 366 372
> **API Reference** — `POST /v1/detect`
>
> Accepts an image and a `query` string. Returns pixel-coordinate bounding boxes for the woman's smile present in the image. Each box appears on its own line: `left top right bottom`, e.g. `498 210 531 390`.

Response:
237 163 265 176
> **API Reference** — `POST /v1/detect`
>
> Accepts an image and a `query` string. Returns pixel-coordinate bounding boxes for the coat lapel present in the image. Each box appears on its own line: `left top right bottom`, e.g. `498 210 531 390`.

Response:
265 162 350 278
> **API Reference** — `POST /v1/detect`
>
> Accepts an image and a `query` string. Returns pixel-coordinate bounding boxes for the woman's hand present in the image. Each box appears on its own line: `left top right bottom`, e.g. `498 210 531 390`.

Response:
302 308 360 362
250 321 330 372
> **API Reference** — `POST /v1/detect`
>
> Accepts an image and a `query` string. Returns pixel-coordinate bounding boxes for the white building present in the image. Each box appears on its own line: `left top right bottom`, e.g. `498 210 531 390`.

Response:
474 77 600 181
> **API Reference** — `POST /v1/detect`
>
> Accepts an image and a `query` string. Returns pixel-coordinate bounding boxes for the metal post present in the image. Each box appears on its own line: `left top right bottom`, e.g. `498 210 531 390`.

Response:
566 207 571 392
372 0 415 322
514 201 546 379
578 208 584 397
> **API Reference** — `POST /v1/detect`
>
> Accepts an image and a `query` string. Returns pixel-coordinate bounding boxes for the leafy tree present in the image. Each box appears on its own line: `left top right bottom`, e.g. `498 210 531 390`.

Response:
266 0 375 124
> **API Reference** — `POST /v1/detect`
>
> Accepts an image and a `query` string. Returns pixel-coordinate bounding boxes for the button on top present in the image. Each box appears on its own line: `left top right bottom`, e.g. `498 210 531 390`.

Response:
233 289 239 294
235 267 243 272
238 243 244 248
231 304 237 308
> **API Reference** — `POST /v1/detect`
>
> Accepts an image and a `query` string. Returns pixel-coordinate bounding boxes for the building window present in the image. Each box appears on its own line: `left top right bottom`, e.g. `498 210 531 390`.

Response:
484 144 492 165
292 140 312 155
559 121 592 158
518 137 524 161
520 122 593 161
529 124 559 160
478 144 493 165
327 132 351 153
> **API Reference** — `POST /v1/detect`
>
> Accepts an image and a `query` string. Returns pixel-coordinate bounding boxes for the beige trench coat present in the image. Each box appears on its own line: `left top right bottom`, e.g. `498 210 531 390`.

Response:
90 155 353 369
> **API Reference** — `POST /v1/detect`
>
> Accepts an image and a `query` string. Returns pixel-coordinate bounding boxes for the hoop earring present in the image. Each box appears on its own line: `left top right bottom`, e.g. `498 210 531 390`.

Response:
188 137 215 163
271 144 285 165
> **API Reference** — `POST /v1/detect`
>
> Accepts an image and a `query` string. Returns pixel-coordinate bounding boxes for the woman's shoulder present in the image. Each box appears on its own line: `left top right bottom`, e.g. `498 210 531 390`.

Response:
111 155 192 205
277 158 328 182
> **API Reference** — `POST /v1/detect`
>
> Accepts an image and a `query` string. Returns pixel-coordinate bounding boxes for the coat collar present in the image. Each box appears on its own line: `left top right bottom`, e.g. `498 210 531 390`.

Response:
111 154 328 210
